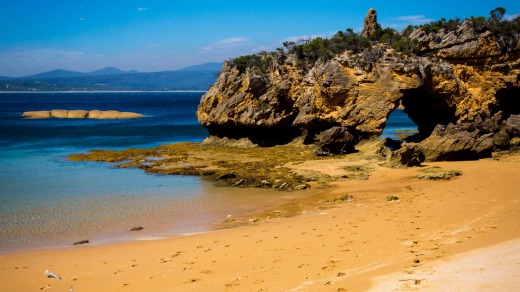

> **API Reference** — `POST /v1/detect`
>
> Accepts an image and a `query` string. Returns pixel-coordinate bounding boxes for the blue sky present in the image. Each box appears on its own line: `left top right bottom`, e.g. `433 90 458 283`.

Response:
1 0 519 77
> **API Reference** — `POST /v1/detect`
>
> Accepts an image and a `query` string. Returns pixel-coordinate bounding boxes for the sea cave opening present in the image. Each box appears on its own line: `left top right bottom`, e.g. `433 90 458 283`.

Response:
495 86 520 120
380 103 419 150
381 87 457 150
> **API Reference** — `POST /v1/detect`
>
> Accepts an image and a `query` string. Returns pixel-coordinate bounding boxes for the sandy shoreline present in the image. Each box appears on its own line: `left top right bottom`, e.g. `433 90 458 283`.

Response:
1 153 519 291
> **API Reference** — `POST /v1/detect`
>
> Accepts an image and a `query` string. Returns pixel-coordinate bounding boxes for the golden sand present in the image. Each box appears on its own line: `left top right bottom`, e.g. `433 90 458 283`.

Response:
1 154 519 291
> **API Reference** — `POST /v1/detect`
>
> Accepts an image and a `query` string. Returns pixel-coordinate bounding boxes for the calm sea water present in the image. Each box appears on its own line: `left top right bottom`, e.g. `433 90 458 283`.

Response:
0 92 279 253
381 109 418 140
0 92 416 253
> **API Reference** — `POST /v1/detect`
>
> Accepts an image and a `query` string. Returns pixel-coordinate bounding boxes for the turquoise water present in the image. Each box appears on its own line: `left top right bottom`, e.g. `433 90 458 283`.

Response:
0 92 417 252
380 109 418 140
0 92 232 252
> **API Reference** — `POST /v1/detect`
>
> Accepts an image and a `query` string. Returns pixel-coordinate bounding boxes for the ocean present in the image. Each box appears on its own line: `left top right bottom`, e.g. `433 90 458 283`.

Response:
0 92 417 253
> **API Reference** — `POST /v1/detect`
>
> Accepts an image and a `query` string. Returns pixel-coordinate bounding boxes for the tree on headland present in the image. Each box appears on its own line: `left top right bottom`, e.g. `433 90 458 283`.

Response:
490 7 506 22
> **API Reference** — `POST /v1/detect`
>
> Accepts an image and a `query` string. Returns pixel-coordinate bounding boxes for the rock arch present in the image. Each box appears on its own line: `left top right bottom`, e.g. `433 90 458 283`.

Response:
400 87 457 141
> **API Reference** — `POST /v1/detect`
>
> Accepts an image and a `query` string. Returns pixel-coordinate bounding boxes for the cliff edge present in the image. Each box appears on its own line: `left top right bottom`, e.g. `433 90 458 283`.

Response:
197 8 520 163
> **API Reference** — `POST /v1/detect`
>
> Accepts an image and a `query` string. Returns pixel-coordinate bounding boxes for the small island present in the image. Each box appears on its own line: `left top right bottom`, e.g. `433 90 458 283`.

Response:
22 109 144 119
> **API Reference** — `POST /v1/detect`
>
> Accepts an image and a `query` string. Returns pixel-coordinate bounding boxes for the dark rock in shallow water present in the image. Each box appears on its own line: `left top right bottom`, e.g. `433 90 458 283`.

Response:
314 127 356 155
73 240 89 245
219 172 237 179
130 226 144 231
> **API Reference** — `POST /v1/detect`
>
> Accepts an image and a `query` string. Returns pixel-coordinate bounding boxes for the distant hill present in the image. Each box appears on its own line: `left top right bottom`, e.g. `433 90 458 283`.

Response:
85 67 139 76
26 69 85 79
25 67 139 79
0 63 223 91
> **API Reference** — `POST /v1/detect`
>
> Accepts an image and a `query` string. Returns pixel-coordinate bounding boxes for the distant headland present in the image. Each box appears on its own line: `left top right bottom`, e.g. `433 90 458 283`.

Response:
0 63 222 92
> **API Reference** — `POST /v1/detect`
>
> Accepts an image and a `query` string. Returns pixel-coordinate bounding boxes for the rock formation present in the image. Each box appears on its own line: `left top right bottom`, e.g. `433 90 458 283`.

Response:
197 9 520 163
23 110 144 119
361 8 380 38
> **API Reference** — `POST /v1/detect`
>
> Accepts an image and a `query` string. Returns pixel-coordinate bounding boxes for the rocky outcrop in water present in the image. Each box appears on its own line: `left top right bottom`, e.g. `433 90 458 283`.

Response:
23 110 144 119
197 9 520 162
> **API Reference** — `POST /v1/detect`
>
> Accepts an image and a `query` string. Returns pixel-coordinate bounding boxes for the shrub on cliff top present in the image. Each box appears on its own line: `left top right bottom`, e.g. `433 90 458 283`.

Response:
231 52 274 74
228 7 517 72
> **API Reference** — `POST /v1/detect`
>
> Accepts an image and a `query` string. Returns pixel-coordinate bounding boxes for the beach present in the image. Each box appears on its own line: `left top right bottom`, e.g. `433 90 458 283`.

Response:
1 153 518 291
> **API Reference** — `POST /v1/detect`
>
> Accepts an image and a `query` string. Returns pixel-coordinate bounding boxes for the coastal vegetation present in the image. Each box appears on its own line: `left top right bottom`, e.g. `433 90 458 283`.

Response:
230 7 519 71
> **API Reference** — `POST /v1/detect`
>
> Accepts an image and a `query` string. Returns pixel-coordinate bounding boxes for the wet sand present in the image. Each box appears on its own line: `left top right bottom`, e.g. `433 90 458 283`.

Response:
0 153 519 291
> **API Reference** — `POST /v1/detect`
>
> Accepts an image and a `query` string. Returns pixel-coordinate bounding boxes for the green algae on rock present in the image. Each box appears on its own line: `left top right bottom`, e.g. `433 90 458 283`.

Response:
68 142 339 190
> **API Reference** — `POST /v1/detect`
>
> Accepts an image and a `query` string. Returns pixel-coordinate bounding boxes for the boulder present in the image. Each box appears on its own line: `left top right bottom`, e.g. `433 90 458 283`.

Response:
493 129 510 150
87 110 103 119
22 111 51 119
510 137 520 152
117 111 144 119
50 109 69 118
314 127 356 155
97 110 120 119
505 114 520 137
392 143 425 167
67 110 88 119
416 124 494 161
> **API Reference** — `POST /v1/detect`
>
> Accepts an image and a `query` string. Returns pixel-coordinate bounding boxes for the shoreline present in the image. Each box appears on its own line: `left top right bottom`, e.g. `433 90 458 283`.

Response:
1 153 519 291
0 90 208 94
0 179 306 255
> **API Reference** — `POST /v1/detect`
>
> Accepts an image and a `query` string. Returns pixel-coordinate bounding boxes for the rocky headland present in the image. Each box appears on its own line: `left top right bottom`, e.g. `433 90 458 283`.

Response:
70 8 519 189
197 8 520 165
23 109 144 119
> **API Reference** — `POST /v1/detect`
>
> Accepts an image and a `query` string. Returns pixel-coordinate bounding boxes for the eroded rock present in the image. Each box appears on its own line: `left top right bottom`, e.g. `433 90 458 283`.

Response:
314 126 356 155
415 124 494 161
361 8 380 38
195 9 519 162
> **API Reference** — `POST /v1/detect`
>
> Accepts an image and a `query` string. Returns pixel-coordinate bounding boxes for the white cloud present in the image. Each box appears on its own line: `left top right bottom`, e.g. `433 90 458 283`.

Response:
218 37 249 44
394 15 434 24
137 7 148 11
79 17 85 21
505 13 519 21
